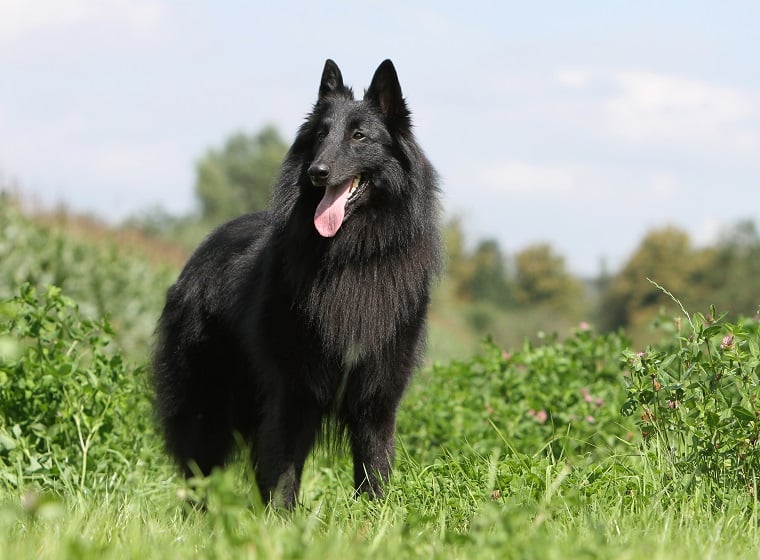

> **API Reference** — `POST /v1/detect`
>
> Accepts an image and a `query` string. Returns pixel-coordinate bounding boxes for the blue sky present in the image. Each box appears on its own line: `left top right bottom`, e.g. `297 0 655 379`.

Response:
1 1 759 275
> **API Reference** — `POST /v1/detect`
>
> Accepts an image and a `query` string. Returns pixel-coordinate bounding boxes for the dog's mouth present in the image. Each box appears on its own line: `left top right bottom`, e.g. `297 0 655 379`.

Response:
314 174 369 237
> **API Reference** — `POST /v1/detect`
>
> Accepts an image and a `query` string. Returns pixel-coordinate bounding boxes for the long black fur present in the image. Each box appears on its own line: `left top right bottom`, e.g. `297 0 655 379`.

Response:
152 59 441 509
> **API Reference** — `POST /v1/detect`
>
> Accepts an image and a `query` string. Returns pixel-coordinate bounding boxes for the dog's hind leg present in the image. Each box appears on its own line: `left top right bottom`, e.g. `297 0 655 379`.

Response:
252 396 322 509
156 353 237 477
163 404 236 478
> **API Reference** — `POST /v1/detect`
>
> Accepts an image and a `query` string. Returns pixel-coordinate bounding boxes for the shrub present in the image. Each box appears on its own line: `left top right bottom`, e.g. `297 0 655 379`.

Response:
0 284 158 493
621 294 760 497
401 325 634 466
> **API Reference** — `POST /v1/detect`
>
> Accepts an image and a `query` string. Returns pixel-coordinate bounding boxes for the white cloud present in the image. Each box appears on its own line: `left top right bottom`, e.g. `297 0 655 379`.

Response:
604 71 758 148
556 67 592 89
93 142 185 186
480 161 578 196
87 142 192 218
0 0 163 42
647 172 679 199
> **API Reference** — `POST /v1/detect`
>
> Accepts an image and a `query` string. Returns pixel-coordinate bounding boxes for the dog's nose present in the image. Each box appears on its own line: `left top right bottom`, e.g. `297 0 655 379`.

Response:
308 163 330 185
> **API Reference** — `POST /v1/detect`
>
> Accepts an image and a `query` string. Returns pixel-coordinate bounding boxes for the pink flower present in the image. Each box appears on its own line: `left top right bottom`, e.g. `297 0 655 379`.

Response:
579 322 590 331
528 409 548 424
501 351 511 361
585 415 595 424
720 335 734 350
667 400 679 409
581 388 593 403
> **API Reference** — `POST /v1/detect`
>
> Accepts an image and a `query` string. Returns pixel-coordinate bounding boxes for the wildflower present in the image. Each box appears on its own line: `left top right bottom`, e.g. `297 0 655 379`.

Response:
501 351 511 361
585 415 595 424
720 335 734 350
652 378 662 391
667 400 679 409
579 321 590 331
528 409 548 424
581 387 592 403
594 397 604 408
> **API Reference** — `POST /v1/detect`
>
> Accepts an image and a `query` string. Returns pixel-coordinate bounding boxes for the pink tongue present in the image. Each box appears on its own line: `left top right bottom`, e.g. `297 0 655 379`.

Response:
314 178 353 237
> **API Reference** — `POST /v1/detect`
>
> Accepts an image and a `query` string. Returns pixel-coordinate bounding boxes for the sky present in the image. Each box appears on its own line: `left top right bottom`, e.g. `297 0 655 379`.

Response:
1 1 759 276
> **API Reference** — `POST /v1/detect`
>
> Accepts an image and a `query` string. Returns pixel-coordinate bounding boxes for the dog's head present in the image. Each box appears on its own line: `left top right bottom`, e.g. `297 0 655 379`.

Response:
302 59 412 237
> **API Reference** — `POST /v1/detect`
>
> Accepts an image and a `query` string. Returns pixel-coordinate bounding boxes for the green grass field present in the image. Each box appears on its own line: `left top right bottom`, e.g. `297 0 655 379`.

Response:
1 199 759 559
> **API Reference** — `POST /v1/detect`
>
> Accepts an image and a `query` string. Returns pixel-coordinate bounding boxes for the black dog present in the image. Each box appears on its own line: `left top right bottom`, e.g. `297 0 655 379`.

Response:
152 59 441 508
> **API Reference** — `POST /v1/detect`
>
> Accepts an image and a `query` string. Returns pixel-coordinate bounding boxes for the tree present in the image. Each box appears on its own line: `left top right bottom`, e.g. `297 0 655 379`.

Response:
599 226 696 330
694 220 760 317
467 239 513 307
195 126 288 224
514 243 583 310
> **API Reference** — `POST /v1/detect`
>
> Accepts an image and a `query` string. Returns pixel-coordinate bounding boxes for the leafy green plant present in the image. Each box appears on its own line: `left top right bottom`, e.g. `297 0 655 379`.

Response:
402 324 635 469
0 284 158 493
0 197 177 359
621 284 760 496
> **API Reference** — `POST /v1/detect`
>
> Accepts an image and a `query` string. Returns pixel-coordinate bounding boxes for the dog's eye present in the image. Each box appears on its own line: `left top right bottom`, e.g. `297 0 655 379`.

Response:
316 131 327 142
352 131 365 141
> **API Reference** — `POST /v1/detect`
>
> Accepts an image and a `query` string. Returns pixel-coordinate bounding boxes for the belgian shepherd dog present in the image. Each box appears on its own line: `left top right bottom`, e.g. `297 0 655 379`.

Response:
152 59 441 509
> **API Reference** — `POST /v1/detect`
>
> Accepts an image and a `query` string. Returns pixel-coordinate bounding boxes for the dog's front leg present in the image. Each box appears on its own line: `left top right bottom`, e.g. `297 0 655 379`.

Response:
345 392 401 499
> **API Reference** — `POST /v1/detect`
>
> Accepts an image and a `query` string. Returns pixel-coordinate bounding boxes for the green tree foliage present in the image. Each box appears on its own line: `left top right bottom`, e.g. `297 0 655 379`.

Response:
195 126 288 225
694 220 760 317
443 219 513 308
442 217 473 300
442 220 515 306
467 239 513 308
600 226 696 330
514 243 583 310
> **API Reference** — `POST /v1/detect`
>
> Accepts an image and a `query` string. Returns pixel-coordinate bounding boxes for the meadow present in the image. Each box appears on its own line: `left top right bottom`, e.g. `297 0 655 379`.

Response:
1 198 759 559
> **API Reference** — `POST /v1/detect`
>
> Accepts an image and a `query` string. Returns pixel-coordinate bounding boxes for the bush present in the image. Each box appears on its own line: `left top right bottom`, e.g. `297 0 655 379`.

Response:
401 325 635 467
0 197 177 359
0 284 158 493
621 297 760 497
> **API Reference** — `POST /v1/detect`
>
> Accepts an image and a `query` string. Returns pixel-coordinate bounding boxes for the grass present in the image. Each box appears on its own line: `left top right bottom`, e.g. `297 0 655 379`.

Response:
2 320 759 560
2 200 760 558
1 449 758 559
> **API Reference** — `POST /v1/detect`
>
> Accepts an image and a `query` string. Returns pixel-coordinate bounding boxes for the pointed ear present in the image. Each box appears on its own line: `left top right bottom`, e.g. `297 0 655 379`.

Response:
364 59 409 120
318 59 344 99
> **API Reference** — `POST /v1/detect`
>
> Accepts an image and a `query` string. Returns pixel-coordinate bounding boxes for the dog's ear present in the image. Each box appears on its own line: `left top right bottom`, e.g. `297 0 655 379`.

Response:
365 59 409 122
318 59 344 99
